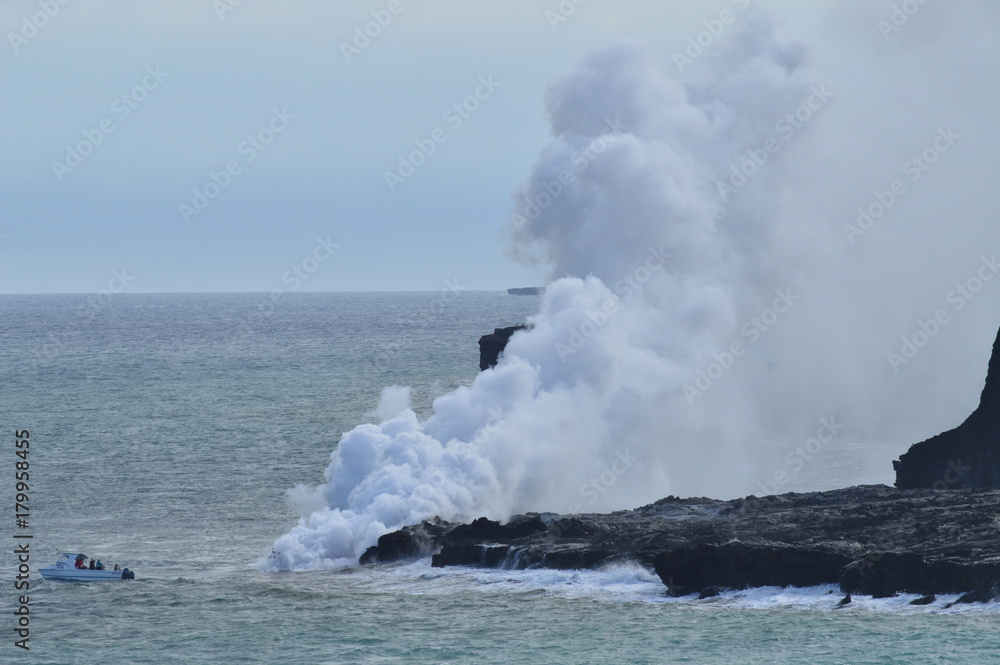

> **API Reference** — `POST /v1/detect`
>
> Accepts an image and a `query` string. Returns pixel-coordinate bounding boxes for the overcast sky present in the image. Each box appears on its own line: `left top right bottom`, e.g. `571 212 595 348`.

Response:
0 1 995 293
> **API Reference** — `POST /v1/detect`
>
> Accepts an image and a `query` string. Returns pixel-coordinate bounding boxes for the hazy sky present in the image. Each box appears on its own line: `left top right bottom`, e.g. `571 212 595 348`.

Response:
0 1 995 293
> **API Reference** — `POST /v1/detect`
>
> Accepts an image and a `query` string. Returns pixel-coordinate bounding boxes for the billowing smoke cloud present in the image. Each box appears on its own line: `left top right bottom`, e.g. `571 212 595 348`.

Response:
263 6 1000 570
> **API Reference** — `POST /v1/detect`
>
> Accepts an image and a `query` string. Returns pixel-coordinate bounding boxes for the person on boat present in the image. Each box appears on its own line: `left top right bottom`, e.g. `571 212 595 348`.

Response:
95 559 104 570
113 564 121 571
89 559 96 569
75 557 85 569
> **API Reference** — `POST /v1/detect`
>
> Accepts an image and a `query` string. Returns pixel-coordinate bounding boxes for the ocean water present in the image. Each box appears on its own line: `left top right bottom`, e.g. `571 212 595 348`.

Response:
2 292 999 665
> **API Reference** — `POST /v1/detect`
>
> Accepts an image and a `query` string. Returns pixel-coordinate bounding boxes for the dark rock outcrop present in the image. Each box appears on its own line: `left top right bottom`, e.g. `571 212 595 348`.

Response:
653 543 852 596
894 325 1000 489
361 485 1000 601
945 587 1000 607
446 515 548 541
433 543 515 568
359 518 453 565
837 552 1000 598
478 325 527 371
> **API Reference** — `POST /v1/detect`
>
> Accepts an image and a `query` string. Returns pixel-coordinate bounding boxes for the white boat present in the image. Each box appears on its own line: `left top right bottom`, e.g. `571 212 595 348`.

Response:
39 553 135 581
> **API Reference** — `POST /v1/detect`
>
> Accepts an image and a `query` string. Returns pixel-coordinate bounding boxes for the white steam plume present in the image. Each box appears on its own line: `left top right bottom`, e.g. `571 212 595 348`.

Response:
263 7 1000 570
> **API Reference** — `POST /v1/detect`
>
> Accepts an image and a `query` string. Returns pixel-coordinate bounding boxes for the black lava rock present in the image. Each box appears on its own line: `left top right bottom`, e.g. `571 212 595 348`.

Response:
895 325 1000 489
478 325 527 371
653 542 851 596
359 518 453 565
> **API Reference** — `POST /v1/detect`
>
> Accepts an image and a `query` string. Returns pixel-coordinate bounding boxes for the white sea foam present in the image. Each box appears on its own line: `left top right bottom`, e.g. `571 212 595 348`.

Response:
351 561 1000 615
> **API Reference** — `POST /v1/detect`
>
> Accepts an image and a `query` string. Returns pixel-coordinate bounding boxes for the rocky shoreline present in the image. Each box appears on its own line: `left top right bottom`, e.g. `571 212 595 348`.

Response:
361 324 1000 604
361 485 1000 603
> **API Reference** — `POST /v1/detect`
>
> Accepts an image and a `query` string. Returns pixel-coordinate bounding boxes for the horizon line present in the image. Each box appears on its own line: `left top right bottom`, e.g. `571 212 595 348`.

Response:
0 288 546 296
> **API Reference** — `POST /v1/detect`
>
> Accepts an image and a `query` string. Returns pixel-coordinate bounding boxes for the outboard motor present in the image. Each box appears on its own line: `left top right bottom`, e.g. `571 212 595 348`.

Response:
121 568 135 580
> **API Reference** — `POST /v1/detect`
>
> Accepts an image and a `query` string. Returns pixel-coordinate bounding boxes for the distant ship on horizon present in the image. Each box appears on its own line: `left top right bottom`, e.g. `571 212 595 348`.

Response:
507 287 544 296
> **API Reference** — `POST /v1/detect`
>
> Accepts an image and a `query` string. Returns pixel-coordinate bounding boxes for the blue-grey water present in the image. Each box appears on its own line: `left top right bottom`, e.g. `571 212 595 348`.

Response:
2 292 999 664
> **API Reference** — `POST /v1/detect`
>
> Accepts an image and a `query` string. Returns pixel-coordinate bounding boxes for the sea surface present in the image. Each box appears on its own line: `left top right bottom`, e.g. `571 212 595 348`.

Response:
1 292 998 665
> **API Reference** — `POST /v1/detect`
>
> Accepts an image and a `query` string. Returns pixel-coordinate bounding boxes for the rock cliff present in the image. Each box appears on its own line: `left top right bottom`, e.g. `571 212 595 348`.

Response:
894 325 1000 489
478 325 526 371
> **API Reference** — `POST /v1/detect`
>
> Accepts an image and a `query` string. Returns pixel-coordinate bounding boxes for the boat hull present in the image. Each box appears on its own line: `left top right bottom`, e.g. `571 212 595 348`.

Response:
39 568 130 581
